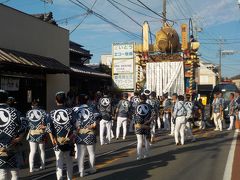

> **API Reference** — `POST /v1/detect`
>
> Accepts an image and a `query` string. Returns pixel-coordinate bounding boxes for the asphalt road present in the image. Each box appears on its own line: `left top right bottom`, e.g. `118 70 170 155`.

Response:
19 128 234 180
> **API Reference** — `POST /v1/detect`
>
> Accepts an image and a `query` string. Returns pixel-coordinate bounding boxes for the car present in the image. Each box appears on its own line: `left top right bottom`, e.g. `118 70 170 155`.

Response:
210 82 239 121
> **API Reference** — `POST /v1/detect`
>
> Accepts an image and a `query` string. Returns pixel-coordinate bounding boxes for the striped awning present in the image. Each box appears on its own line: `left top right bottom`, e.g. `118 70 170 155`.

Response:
0 48 70 73
71 65 111 78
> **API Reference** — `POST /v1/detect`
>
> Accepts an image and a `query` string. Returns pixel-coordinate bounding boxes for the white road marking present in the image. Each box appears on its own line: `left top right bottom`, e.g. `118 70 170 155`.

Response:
223 131 238 180
32 141 136 180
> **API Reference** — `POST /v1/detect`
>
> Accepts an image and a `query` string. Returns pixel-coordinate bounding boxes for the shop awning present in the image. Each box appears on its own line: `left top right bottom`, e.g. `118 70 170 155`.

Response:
0 48 70 73
71 65 111 78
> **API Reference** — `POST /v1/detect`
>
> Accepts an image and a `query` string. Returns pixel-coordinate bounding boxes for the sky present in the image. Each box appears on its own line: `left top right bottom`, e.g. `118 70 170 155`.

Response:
2 0 240 77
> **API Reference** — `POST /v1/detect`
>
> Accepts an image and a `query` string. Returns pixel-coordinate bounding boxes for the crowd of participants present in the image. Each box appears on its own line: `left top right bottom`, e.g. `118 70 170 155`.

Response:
0 88 239 180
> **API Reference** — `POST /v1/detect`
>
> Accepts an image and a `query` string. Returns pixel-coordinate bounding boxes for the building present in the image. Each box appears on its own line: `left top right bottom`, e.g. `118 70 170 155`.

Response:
0 4 111 112
196 61 217 101
101 54 112 68
69 42 111 101
0 4 69 112
231 74 240 88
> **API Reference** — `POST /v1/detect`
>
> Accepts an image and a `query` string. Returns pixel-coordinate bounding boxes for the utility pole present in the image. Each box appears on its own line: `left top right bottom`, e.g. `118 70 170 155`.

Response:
218 38 224 82
162 0 167 24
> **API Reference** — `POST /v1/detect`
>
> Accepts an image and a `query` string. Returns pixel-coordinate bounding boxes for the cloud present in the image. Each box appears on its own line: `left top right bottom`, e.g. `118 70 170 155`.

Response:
195 0 239 26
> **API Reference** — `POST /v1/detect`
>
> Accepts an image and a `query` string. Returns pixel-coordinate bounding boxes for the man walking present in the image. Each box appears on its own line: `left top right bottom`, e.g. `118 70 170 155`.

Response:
129 92 140 132
228 93 237 130
184 94 196 142
173 95 191 145
115 93 131 140
98 92 112 145
47 92 76 180
26 99 47 172
170 93 178 136
212 92 223 131
146 91 160 143
162 93 172 131
74 94 99 177
0 90 27 180
134 94 154 160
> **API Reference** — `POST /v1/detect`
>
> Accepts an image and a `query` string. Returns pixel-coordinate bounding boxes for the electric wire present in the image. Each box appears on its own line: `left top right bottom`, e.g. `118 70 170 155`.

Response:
68 0 142 39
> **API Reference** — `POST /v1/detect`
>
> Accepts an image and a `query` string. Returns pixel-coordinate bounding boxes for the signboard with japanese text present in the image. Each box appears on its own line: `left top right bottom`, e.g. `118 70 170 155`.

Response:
113 43 134 59
113 59 133 74
113 74 134 90
112 43 135 91
181 24 188 50
0 77 19 91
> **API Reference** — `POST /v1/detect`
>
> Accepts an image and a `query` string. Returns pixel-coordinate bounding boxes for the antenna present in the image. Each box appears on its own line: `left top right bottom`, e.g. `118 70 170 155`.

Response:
40 0 53 13
40 0 53 3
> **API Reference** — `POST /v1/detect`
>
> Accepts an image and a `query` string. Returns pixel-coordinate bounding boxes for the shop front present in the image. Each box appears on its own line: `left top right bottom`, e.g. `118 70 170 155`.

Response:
0 48 69 113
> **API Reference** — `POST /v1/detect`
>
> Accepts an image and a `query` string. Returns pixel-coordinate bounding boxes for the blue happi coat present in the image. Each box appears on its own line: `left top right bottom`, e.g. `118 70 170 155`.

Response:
26 108 48 142
74 104 99 145
0 103 27 168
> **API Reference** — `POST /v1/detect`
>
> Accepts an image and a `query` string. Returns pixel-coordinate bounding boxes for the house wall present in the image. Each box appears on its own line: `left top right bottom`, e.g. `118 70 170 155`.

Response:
0 4 70 111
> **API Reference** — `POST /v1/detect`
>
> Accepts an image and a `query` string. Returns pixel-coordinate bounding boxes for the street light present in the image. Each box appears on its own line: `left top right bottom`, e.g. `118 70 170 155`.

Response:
219 50 238 81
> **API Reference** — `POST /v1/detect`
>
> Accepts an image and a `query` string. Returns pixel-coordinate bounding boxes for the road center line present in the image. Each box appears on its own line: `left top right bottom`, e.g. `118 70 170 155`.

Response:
223 131 238 180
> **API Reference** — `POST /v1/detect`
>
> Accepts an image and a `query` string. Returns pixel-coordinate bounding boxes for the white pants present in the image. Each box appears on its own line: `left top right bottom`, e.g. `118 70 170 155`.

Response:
213 113 222 131
77 144 95 173
54 150 73 180
185 121 194 140
151 120 156 139
175 116 186 145
228 115 235 130
0 169 18 180
100 119 112 145
163 113 170 130
157 116 161 129
74 144 78 160
29 142 45 171
111 120 115 138
116 117 127 139
136 134 150 158
171 117 175 135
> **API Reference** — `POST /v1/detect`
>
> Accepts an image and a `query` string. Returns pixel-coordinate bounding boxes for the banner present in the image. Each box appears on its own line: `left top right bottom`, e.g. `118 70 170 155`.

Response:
146 62 185 96
181 24 188 50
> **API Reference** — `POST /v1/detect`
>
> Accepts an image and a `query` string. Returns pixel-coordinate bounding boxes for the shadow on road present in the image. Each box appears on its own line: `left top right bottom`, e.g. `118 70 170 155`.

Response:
84 131 232 180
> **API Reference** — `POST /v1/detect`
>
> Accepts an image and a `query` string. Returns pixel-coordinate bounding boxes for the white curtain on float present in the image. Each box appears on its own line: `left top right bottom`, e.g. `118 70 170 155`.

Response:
146 62 185 96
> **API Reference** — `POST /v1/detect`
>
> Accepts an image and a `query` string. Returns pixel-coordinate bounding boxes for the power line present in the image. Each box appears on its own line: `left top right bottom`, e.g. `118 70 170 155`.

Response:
136 0 174 23
201 57 217 64
70 13 89 34
125 0 146 9
68 0 142 39
110 0 160 20
174 0 188 19
167 0 179 21
107 0 156 40
106 0 142 27
56 13 89 24
70 0 98 34
201 41 240 45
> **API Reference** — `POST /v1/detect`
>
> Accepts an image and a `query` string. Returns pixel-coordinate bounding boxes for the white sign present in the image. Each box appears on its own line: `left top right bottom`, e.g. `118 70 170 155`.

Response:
113 59 133 74
113 43 134 59
1 77 19 91
113 74 134 90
